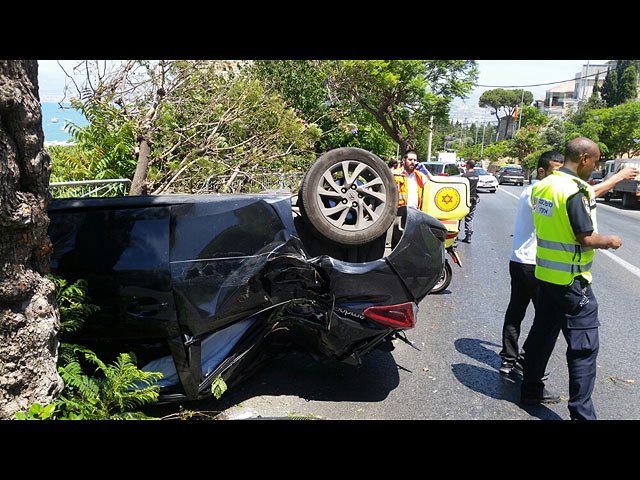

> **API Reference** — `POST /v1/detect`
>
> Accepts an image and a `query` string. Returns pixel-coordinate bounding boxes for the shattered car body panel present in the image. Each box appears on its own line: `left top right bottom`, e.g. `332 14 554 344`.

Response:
49 194 445 401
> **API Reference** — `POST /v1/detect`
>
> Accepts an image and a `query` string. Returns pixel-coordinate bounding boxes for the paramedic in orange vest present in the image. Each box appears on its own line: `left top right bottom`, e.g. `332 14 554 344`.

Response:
393 148 428 209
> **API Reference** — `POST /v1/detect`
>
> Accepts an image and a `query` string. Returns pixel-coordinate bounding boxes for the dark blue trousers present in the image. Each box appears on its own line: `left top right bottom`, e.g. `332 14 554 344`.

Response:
500 261 538 364
522 278 600 420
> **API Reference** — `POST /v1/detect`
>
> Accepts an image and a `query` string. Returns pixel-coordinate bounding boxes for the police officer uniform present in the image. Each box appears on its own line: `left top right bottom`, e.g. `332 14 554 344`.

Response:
461 165 479 243
521 167 600 420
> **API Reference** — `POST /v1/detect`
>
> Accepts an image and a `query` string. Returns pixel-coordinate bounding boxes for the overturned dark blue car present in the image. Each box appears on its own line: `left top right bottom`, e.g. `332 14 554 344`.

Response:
48 148 446 402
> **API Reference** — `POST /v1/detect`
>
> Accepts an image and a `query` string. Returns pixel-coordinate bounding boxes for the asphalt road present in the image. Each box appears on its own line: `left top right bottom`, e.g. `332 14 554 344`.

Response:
159 186 640 420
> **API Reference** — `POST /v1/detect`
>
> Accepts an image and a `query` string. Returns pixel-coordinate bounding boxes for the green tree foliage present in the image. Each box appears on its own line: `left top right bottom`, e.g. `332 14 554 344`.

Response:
479 89 534 139
540 116 566 150
457 143 482 160
49 145 93 182
56 61 319 194
65 98 137 180
325 60 478 153
150 65 320 193
519 105 548 129
601 68 618 107
588 102 640 157
618 64 639 104
482 140 511 163
523 147 553 171
250 60 358 153
509 126 542 165
601 61 639 107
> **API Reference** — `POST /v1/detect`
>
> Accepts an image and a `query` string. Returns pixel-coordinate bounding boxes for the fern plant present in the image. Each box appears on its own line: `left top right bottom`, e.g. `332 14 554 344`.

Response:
56 346 162 420
49 275 99 334
65 97 138 180
16 275 163 420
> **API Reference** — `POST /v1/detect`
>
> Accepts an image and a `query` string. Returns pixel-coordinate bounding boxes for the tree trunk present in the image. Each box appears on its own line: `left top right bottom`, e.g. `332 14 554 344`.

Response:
129 135 151 195
0 60 63 419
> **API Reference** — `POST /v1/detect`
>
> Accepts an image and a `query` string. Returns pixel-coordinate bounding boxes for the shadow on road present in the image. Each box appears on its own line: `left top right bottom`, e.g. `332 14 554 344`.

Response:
452 338 564 420
454 337 502 370
147 349 401 417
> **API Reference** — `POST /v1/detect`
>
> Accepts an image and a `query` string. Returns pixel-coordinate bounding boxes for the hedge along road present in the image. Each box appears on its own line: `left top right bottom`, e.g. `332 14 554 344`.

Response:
171 185 640 420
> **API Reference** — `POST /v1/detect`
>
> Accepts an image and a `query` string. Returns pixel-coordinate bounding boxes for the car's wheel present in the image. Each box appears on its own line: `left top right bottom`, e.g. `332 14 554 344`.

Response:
299 148 398 246
430 260 452 294
622 192 636 208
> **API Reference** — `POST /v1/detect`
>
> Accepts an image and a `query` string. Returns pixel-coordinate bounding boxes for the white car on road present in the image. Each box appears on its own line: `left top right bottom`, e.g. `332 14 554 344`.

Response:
474 167 498 193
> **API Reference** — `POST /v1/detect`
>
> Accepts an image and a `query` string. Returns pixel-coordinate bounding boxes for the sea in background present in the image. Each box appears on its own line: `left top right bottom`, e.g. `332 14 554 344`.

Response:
41 102 88 145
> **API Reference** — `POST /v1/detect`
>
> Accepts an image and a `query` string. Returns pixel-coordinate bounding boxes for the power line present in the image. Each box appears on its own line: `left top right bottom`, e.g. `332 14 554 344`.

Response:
476 69 608 89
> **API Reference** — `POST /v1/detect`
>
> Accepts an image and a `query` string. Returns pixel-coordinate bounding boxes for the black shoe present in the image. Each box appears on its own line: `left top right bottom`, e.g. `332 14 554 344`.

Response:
520 387 561 405
461 237 471 244
512 361 550 382
499 360 515 375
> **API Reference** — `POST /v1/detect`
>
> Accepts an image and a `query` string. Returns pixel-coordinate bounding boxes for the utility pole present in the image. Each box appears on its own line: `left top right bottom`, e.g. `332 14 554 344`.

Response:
581 60 590 101
480 120 487 158
517 89 525 131
426 115 434 162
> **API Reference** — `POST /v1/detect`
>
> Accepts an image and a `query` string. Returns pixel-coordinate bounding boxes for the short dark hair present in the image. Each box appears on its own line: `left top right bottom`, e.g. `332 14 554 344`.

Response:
565 137 599 163
537 150 564 170
403 148 418 159
466 160 475 168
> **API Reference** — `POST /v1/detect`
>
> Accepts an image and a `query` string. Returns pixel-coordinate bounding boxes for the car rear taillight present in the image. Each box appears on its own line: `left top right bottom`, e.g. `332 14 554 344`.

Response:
363 302 417 329
437 173 449 176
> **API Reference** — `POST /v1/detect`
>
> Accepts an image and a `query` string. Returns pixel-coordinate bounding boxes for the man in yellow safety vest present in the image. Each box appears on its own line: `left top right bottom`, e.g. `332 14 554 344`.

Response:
521 137 623 420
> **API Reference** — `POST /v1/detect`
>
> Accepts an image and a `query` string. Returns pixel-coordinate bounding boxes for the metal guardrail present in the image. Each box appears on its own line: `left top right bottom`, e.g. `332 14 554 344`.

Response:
49 179 131 198
49 172 304 197
204 172 304 193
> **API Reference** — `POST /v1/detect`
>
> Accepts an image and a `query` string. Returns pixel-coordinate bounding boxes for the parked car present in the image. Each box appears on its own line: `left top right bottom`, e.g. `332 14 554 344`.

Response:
497 167 524 186
588 170 603 186
421 161 461 177
48 148 446 403
474 167 499 193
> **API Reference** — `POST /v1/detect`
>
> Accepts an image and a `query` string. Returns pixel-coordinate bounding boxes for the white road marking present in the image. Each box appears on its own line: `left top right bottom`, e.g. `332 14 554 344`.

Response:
498 188 520 200
598 249 640 279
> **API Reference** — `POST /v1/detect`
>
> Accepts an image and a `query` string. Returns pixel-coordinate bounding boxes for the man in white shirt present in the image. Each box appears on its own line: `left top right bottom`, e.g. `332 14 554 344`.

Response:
499 150 638 376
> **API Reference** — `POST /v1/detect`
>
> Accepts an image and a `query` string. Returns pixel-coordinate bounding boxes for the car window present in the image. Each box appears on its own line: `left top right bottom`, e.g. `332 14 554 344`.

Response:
589 171 602 179
424 163 443 175
504 168 523 175
444 164 460 176
474 168 489 175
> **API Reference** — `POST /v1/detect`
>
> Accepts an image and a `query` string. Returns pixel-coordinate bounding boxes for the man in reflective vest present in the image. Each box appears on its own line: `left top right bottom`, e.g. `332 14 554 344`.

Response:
393 148 428 209
521 137 622 420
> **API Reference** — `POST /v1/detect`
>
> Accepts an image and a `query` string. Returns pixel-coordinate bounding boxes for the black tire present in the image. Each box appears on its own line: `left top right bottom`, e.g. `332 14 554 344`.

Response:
622 192 636 208
430 260 452 294
299 148 398 246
